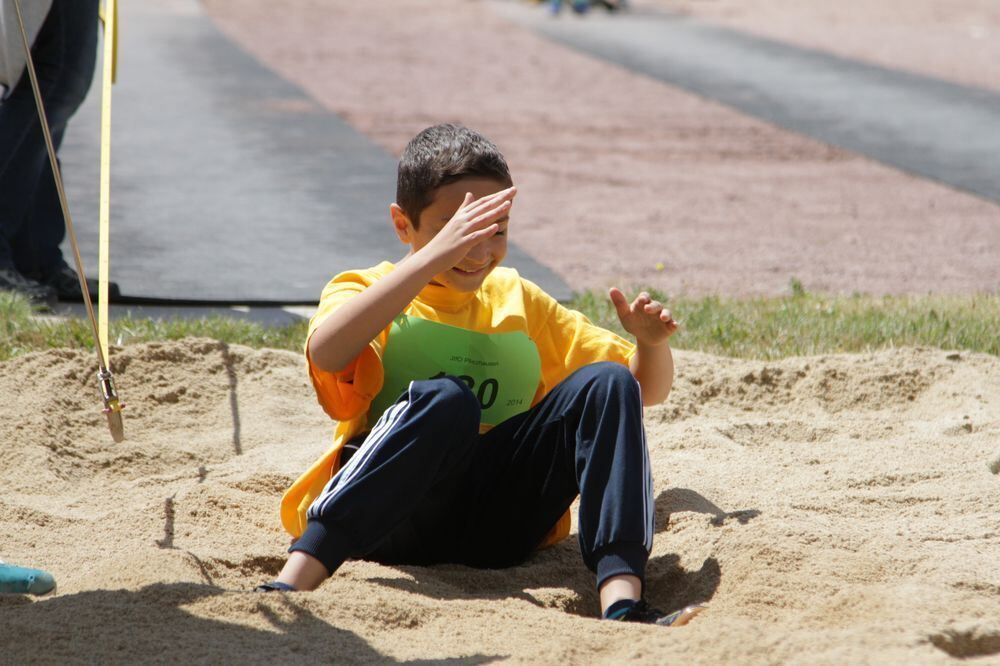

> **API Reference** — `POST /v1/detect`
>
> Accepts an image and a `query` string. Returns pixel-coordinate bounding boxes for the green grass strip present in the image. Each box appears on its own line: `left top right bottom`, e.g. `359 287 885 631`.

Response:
2 285 997 362
0 292 308 362
571 286 1000 359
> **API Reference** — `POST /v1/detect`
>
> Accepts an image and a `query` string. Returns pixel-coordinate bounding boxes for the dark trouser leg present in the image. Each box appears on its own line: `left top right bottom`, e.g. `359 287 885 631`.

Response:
0 0 98 274
460 362 653 588
16 140 68 279
0 82 46 269
291 377 482 574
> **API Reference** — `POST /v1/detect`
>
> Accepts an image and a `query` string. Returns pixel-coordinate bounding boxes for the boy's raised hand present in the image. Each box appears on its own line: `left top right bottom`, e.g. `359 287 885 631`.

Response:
422 186 516 271
609 288 678 346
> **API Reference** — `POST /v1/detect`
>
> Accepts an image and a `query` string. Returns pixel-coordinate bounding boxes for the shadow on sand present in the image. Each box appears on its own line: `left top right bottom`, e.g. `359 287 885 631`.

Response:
655 487 761 528
0 583 500 664
368 489 751 618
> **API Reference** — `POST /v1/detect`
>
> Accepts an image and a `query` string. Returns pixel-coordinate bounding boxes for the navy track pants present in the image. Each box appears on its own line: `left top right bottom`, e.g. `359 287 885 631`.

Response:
291 361 654 587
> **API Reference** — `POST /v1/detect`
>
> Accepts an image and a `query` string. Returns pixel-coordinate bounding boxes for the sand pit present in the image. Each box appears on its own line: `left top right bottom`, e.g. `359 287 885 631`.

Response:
1 338 998 663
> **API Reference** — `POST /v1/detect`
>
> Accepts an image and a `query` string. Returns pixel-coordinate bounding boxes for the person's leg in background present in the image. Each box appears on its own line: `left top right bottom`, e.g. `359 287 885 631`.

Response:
0 0 100 303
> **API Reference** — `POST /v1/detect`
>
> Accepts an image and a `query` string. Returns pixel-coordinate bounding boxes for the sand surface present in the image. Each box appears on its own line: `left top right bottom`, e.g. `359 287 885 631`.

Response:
202 0 1000 298
2 338 999 663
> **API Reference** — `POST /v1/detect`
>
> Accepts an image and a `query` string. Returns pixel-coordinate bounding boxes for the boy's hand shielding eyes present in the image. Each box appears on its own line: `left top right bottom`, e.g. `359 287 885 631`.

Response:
422 186 516 272
609 288 678 346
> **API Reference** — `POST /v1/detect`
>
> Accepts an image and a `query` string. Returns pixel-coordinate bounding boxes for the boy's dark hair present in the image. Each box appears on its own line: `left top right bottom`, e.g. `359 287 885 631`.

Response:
396 124 512 228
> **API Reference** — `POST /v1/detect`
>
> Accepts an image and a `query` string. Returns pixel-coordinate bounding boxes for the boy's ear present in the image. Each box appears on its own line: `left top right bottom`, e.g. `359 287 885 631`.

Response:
390 203 414 244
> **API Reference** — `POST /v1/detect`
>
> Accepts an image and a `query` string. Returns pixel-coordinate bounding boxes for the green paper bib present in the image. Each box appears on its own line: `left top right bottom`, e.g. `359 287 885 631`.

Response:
369 314 542 428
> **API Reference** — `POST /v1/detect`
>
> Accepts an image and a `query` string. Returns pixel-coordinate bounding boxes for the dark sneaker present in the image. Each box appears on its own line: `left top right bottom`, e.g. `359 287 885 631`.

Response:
0 561 57 596
43 264 121 302
254 581 296 593
605 599 706 626
0 268 56 309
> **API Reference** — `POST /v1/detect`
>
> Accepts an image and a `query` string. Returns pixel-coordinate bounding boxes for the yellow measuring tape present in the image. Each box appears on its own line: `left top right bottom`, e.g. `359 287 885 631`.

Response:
12 0 125 442
98 0 118 359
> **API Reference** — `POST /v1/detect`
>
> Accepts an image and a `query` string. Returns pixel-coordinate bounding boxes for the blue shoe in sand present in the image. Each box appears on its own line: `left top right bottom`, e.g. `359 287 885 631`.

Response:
0 561 57 595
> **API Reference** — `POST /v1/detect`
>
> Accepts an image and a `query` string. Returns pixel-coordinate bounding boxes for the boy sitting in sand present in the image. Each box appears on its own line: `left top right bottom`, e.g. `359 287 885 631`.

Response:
260 124 701 626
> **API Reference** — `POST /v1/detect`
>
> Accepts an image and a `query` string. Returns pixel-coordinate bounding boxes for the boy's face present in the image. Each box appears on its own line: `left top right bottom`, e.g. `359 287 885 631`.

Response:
394 177 510 292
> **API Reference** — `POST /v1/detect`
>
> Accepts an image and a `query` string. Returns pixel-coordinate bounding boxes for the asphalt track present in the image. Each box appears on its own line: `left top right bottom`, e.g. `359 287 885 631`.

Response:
496 3 1000 205
58 0 569 305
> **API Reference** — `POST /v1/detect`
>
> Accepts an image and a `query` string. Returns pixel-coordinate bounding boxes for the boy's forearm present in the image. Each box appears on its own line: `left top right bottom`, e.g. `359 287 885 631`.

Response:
629 340 674 406
308 253 439 373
